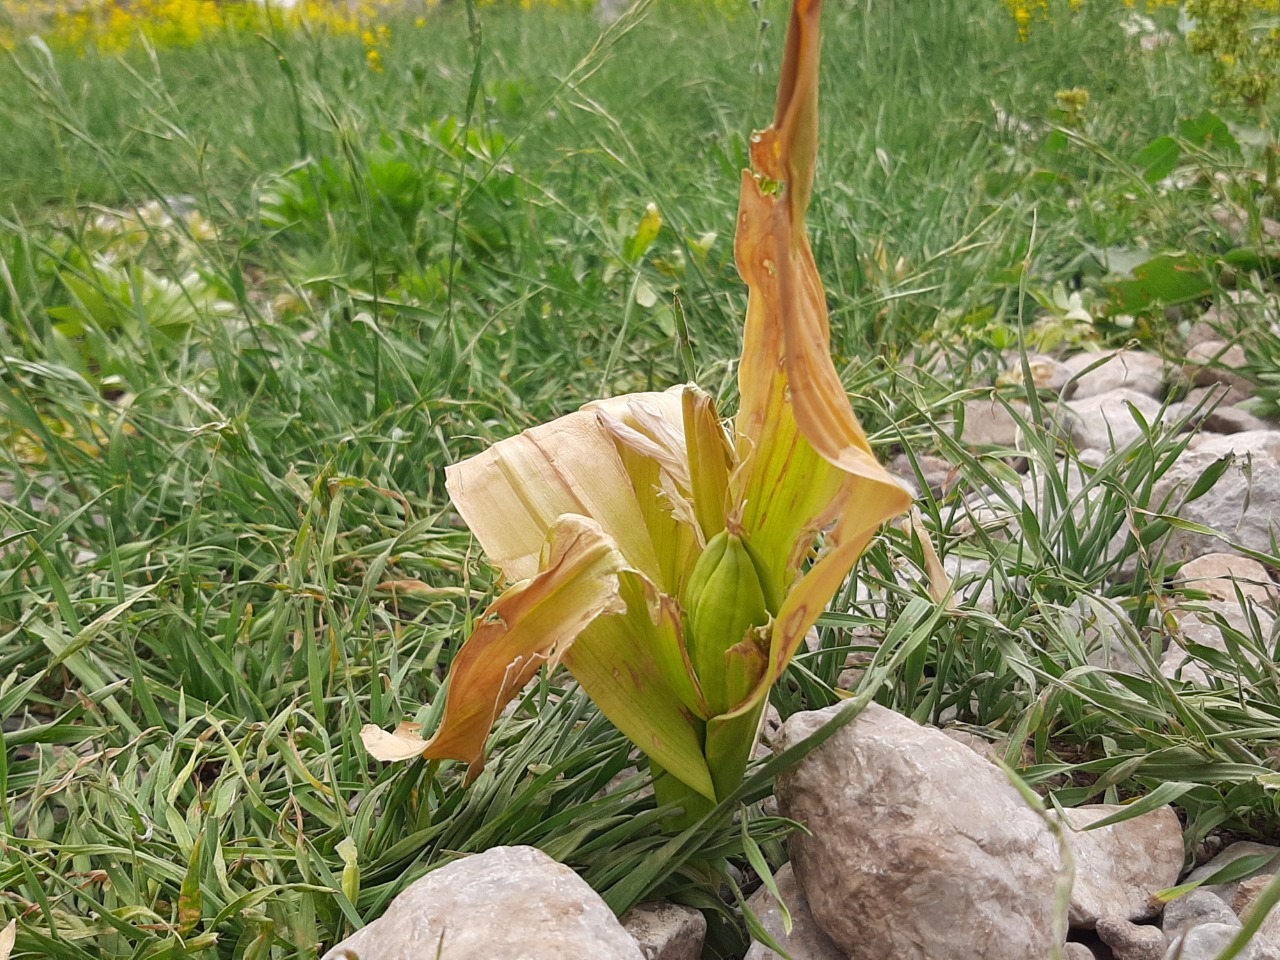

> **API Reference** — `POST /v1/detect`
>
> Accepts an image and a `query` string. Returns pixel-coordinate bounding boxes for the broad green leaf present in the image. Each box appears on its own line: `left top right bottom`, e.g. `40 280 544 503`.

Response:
1179 110 1240 155
1131 136 1181 184
1103 253 1212 314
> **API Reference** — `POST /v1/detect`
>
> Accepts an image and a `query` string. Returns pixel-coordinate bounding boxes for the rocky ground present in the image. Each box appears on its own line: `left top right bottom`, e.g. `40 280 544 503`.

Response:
319 330 1280 959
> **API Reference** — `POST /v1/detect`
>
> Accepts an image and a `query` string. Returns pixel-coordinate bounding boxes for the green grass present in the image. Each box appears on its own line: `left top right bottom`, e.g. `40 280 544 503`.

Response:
2 0 1280 956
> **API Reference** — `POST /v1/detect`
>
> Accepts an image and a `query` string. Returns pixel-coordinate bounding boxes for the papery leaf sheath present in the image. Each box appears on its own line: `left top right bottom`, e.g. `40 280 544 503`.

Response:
589 388 701 596
444 407 663 585
728 0 911 720
361 515 628 775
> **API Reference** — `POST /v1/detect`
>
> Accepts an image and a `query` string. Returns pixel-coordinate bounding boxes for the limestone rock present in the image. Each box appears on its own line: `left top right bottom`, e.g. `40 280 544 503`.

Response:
889 452 957 499
1001 352 1075 396
1060 804 1183 928
960 398 1026 448
1200 405 1275 435
1146 441 1280 565
1096 916 1167 960
945 554 997 612
1176 553 1278 608
1163 922 1280 960
1235 875 1280 951
774 702 1060 960
942 728 1001 761
1183 842 1280 908
1223 885 1280 960
1164 555 1279 683
1159 598 1275 685
1184 340 1255 401
1063 388 1164 452
1161 890 1240 942
320 846 645 960
1236 874 1271 913
622 901 706 960
742 863 845 960
1064 350 1167 400
1064 596 1144 674
1065 942 1099 959
1171 383 1247 430
1193 430 1280 461
1183 380 1253 413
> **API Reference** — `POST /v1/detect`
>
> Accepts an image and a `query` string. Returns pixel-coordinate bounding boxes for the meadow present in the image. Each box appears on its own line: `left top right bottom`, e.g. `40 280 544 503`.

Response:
1 0 1279 956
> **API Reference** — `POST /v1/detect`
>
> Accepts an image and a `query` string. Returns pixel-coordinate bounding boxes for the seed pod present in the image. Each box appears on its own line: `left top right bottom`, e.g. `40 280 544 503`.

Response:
683 530 779 715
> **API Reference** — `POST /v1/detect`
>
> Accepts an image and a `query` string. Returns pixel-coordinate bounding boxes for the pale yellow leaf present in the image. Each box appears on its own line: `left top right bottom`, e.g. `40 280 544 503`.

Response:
0 918 16 960
908 507 954 608
445 404 664 585
360 722 430 762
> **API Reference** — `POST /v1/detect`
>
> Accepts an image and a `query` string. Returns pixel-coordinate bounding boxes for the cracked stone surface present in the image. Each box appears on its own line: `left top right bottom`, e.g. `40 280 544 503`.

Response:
321 846 644 960
774 702 1060 960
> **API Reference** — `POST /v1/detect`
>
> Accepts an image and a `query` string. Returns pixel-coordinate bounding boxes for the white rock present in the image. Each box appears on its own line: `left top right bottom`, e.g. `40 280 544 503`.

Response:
1062 595 1145 674
960 398 1027 448
1183 380 1254 413
1147 442 1280 565
1167 555 1274 686
742 863 845 960
1234 875 1280 951
1161 889 1240 941
1182 842 1280 907
945 554 997 612
622 901 706 960
1064 350 1167 400
1001 352 1075 396
1017 459 1105 532
1169 383 1241 430
1060 804 1184 928
774 702 1061 960
942 727 1001 761
1192 430 1280 461
1159 598 1275 685
1163 921 1280 960
1096 915 1167 960
889 452 957 498
1184 340 1255 401
1176 553 1278 607
321 846 645 960
1063 389 1164 452
1200 405 1275 435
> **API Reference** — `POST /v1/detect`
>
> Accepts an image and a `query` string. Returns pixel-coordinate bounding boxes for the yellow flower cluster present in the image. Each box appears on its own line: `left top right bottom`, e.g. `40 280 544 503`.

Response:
1004 0 1176 40
1 0 411 56
0 0 766 63
1185 0 1280 108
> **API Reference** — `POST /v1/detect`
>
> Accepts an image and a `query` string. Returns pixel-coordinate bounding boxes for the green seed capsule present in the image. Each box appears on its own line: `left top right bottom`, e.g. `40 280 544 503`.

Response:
683 530 778 716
